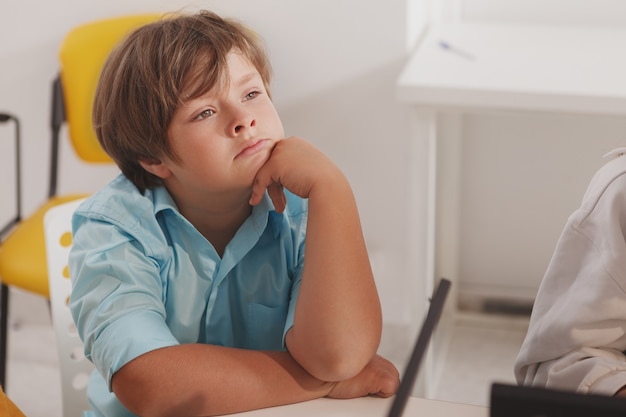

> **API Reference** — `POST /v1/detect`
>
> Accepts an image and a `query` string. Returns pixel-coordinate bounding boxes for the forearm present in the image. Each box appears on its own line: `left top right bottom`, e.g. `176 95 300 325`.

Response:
288 172 382 381
112 344 334 417
249 137 383 381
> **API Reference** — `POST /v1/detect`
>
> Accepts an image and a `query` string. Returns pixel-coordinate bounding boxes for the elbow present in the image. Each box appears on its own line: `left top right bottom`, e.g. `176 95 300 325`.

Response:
318 354 371 382
302 343 378 382
286 322 382 382
114 385 197 417
113 378 164 417
113 368 202 417
119 399 161 417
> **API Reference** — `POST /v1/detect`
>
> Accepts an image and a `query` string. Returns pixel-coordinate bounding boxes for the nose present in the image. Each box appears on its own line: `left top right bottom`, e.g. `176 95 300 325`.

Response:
230 110 256 137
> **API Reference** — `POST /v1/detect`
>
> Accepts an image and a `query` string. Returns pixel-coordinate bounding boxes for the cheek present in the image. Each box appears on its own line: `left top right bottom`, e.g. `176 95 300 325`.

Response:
266 107 284 136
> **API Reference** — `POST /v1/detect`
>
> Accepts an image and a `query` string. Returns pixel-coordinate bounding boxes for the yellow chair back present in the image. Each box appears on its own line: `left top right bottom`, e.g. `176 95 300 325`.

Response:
59 14 160 162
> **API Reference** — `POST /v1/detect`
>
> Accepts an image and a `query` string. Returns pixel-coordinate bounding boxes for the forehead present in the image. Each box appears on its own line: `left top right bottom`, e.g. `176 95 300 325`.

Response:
181 50 261 101
226 52 263 85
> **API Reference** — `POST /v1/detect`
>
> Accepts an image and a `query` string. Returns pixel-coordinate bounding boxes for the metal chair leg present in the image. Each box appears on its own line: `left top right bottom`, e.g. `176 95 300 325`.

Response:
0 283 8 388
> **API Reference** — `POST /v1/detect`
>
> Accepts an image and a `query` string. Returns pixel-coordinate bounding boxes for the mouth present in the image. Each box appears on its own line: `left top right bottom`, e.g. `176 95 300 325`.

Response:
235 139 271 159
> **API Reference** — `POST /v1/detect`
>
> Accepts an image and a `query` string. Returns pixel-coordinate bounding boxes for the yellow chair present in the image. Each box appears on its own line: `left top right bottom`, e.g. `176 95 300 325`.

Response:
0 385 27 417
0 13 160 388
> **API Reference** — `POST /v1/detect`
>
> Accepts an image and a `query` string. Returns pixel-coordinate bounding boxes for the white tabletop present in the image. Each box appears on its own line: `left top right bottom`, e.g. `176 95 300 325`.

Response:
397 22 626 115
233 396 487 417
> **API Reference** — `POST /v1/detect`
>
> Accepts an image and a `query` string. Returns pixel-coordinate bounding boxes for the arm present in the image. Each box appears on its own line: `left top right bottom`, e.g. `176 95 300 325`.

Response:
112 346 399 417
112 345 331 417
250 137 382 381
515 158 626 395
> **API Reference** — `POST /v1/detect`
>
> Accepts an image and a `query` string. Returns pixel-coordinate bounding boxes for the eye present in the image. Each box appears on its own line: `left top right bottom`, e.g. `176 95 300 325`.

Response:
194 108 215 121
244 91 260 101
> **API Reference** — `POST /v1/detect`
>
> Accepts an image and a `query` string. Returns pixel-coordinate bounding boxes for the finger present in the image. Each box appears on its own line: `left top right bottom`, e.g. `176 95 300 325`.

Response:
373 389 395 398
267 183 286 213
249 188 264 206
376 375 400 398
249 173 272 206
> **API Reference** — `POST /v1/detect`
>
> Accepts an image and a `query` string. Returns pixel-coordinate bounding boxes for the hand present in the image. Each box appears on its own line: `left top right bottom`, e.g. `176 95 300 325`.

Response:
249 137 344 212
326 355 400 399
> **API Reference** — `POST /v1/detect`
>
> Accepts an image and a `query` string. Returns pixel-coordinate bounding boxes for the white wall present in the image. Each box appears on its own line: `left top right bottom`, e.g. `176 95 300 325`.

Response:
462 0 626 27
0 1 416 324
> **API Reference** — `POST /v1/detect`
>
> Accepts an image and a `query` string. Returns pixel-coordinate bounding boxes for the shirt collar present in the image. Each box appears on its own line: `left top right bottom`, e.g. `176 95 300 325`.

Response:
149 185 282 236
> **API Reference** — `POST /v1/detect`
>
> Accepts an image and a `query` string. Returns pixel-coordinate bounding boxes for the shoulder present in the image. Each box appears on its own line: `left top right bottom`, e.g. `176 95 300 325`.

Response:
579 154 626 216
71 174 173 254
74 174 154 226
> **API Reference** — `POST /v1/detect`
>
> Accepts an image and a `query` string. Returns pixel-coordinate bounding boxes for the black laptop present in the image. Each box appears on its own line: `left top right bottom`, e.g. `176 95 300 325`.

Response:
385 278 451 417
490 382 626 417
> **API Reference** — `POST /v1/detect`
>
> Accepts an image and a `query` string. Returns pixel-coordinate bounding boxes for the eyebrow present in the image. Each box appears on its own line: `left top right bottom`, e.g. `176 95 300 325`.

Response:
234 71 262 87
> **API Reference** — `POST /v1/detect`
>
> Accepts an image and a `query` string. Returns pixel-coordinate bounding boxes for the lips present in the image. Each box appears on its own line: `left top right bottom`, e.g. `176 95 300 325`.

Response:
235 139 270 159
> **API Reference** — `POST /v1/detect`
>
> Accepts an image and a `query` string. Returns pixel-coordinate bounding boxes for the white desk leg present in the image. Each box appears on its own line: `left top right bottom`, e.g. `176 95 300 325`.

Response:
408 110 462 399
425 110 438 302
408 108 438 398
436 112 463 302
432 111 463 398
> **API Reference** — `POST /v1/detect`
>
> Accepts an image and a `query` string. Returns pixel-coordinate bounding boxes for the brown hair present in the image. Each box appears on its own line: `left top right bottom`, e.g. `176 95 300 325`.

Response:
93 10 273 191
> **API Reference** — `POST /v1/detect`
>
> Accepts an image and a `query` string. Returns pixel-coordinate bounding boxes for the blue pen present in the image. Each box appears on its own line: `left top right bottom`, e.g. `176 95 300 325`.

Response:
439 40 474 60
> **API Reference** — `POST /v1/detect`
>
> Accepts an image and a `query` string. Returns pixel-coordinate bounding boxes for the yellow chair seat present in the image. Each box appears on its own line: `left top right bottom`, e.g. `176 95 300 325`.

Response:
0 194 88 297
0 385 26 417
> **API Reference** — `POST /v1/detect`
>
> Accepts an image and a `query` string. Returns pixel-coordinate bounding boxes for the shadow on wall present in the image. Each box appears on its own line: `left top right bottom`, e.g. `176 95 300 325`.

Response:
277 57 416 324
278 57 412 220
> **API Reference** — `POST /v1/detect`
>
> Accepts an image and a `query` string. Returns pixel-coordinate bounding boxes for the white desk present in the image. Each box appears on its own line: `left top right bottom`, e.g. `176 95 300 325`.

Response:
397 22 626 115
233 396 487 417
396 21 626 302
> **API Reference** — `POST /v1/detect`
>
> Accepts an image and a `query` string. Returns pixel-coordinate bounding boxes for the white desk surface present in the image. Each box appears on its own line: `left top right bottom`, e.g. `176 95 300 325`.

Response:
233 396 487 417
397 22 626 115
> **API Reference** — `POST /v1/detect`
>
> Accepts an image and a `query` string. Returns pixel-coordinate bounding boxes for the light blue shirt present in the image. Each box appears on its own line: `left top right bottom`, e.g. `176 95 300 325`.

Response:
69 174 307 417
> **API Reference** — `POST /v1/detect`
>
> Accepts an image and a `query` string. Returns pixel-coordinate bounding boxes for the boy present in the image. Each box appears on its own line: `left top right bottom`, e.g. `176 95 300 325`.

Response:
515 148 626 397
69 10 399 417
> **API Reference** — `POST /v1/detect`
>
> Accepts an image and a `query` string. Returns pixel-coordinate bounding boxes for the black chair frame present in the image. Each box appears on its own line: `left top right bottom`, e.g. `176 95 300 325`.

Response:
0 76 65 387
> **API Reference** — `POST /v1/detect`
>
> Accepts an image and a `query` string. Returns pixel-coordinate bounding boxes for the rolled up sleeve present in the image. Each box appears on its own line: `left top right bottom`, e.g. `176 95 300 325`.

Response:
69 215 179 390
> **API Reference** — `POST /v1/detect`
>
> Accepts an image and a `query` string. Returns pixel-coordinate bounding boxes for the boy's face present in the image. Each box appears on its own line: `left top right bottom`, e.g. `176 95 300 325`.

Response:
146 50 284 202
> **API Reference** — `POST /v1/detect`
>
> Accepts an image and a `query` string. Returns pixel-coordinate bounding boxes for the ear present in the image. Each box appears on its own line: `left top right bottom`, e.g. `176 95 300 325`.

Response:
139 158 172 179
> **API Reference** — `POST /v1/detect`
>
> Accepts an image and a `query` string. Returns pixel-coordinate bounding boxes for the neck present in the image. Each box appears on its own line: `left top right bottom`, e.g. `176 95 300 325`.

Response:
170 189 255 257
